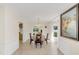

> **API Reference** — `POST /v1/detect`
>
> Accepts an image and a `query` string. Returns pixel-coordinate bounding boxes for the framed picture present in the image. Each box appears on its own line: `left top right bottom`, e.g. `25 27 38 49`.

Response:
53 26 58 30
33 26 39 32
60 4 79 41
54 32 57 37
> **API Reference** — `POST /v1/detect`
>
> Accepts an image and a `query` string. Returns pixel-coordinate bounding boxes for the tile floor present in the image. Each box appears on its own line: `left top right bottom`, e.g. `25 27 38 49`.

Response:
13 40 63 55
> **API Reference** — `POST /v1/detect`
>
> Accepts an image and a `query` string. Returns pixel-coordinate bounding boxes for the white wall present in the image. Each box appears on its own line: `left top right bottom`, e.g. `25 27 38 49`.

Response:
52 14 79 55
0 6 5 54
44 22 53 40
19 20 36 43
4 6 19 55
4 5 35 54
49 16 60 46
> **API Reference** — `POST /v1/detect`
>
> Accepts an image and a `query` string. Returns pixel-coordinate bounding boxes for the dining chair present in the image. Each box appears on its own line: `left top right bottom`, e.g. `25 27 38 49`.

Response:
35 34 43 48
29 33 33 44
45 33 49 44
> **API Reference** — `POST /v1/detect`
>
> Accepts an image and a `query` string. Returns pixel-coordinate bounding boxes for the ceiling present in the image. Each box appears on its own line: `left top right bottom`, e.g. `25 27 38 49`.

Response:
5 3 76 23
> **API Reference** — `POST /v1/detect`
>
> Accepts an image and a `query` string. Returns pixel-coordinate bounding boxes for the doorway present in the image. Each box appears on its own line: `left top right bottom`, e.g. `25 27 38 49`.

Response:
19 23 23 47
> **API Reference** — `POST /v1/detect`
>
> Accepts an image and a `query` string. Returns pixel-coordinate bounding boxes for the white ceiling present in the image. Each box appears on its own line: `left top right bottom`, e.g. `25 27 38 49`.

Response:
5 3 76 22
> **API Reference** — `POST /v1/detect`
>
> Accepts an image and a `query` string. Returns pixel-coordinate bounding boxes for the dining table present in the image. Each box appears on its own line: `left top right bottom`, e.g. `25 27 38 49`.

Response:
32 34 45 41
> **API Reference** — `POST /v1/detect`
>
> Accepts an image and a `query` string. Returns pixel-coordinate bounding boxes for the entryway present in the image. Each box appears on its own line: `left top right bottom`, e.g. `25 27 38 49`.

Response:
19 23 23 47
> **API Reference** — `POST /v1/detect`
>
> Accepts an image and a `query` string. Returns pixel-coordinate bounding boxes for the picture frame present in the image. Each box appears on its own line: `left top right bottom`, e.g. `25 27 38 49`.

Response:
33 26 39 32
53 26 58 30
54 32 57 37
60 4 79 41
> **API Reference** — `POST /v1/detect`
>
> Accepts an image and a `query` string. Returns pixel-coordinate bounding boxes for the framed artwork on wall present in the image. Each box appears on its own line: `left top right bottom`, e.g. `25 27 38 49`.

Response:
54 32 57 37
60 4 79 41
33 26 39 32
53 26 58 30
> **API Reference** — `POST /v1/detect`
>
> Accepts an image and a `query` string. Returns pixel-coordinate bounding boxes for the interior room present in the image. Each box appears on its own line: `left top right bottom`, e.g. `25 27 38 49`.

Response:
0 3 79 55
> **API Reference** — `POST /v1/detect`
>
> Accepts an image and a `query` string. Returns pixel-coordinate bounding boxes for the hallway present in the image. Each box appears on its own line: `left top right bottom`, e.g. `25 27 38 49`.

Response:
13 40 63 55
0 3 79 55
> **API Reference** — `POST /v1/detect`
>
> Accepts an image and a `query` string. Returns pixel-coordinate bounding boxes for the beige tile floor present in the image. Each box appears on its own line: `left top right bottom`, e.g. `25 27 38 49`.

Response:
13 40 63 55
